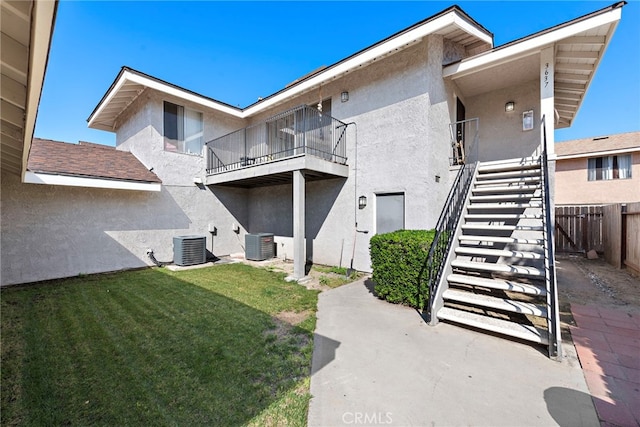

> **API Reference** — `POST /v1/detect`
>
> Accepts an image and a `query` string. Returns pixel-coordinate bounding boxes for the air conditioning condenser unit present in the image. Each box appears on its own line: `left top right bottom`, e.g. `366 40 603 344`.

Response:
173 235 206 266
245 233 274 261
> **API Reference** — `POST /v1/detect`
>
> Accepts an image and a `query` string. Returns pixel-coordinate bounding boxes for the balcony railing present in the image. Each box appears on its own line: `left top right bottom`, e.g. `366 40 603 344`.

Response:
206 105 348 174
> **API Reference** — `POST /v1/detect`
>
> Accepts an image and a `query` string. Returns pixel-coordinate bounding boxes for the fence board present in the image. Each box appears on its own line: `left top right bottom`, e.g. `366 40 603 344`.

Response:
555 205 603 253
602 204 622 268
623 202 640 274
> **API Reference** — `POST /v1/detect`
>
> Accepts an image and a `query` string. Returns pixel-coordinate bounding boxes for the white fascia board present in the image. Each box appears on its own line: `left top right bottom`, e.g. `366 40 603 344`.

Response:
87 70 244 129
244 10 491 117
21 0 57 180
443 8 622 79
557 147 639 160
89 10 491 124
124 72 244 118
87 74 128 129
24 172 162 192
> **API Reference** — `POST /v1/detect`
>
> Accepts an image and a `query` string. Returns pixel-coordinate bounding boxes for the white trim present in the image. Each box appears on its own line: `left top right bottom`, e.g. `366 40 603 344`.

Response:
556 147 639 161
443 8 622 79
89 9 492 129
21 0 57 179
24 172 162 192
243 11 491 117
127 72 243 117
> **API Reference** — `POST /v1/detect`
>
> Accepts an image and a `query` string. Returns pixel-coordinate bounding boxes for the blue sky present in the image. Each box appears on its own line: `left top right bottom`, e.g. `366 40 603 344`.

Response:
35 1 640 146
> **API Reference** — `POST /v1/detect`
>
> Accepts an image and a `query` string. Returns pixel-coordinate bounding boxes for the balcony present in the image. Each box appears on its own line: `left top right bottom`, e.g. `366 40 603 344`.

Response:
205 105 349 187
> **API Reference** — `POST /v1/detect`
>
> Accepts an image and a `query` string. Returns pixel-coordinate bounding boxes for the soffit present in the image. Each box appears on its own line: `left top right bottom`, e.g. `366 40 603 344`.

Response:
0 0 57 177
1 0 33 176
88 80 147 131
445 3 622 130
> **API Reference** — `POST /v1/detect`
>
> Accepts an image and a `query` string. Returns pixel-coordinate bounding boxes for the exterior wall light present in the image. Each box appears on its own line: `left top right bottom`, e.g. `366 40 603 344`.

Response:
505 101 515 112
358 195 367 209
341 91 349 103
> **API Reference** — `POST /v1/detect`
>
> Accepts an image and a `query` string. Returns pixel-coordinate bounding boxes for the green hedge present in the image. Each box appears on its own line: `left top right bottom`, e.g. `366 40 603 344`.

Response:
370 229 435 309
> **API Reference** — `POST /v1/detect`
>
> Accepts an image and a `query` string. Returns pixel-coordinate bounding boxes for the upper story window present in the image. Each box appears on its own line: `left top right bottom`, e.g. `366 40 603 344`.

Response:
163 101 203 155
587 154 632 181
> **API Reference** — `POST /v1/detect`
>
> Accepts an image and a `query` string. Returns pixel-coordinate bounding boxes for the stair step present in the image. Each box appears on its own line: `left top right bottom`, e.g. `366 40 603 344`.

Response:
443 289 547 317
478 160 541 174
473 185 540 194
459 234 544 245
467 202 543 210
479 157 540 167
475 176 541 186
455 246 544 259
476 170 541 181
437 307 549 344
451 260 544 277
447 273 547 295
470 194 541 202
461 224 544 232
465 213 543 220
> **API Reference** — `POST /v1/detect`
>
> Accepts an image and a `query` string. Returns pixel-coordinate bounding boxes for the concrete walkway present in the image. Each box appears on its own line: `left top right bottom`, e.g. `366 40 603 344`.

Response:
570 304 640 426
309 280 599 426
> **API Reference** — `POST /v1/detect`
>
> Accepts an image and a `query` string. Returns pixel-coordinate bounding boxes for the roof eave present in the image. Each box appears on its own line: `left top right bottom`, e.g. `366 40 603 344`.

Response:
24 171 162 191
443 2 624 79
88 6 493 129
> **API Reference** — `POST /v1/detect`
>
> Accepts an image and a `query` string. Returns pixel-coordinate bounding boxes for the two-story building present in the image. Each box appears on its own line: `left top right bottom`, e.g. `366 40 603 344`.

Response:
1 2 625 356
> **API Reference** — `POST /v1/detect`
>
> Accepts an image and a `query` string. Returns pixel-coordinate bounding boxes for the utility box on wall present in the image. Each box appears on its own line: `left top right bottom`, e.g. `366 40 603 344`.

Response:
245 233 274 261
173 235 207 266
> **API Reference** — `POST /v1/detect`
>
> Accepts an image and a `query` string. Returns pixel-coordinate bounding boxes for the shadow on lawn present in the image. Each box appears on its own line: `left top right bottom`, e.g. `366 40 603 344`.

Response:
0 267 337 426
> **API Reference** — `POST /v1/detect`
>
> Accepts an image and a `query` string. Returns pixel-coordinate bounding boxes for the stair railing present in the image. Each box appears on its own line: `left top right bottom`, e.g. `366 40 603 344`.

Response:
540 115 561 359
419 118 479 321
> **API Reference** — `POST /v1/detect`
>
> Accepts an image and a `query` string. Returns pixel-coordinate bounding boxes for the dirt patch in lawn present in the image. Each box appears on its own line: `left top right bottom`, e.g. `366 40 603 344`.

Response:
239 257 364 291
275 310 312 326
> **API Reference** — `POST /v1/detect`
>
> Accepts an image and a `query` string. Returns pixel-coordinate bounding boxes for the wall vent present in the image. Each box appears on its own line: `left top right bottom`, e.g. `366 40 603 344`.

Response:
245 233 274 261
173 235 206 266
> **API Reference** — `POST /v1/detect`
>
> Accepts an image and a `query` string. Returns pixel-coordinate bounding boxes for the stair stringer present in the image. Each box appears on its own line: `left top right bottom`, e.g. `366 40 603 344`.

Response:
428 165 479 326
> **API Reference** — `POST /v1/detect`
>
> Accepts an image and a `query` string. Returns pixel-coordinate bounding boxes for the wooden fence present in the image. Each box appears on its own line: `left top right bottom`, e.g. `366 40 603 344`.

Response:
603 202 640 274
555 205 603 253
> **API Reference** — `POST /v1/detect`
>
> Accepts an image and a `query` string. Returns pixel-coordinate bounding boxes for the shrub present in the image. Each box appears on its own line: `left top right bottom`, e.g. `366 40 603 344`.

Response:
369 229 436 308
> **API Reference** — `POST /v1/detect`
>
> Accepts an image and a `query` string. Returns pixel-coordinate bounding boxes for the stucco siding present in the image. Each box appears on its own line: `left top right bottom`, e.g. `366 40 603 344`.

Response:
2 34 490 283
555 152 640 205
466 80 541 161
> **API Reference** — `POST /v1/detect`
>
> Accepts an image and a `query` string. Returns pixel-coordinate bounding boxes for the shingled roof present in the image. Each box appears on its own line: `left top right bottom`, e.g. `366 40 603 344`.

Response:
555 131 640 158
28 138 161 183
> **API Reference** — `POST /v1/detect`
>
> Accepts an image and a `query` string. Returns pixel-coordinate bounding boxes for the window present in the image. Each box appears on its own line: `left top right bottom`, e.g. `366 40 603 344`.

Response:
163 101 203 155
376 193 405 234
587 154 632 181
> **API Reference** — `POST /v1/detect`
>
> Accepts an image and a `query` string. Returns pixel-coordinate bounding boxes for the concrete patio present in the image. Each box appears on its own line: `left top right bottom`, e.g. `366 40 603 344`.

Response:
309 280 599 426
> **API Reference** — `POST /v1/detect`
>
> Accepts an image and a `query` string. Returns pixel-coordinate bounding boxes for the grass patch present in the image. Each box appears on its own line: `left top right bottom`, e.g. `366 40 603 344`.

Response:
1 263 318 426
313 265 363 289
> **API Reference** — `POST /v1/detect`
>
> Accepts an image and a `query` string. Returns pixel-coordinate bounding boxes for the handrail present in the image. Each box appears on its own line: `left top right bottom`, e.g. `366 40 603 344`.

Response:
540 115 560 358
418 118 479 319
205 105 347 174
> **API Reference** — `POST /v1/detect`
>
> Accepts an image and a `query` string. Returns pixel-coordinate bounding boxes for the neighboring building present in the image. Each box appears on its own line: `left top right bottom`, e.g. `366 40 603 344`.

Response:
555 131 640 205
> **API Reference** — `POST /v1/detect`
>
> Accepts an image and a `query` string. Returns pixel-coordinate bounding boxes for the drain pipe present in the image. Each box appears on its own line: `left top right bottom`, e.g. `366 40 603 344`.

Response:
146 249 167 267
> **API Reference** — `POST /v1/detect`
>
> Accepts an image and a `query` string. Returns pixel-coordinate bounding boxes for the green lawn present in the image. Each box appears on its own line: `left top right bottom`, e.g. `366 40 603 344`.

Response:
1 263 319 426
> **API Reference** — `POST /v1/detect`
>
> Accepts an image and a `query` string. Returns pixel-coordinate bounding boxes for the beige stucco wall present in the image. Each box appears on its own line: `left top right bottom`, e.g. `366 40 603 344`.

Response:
555 151 640 205
0 170 231 285
464 80 541 162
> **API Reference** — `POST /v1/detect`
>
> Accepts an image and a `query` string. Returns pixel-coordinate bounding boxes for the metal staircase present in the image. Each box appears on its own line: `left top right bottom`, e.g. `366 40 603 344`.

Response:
423 117 561 358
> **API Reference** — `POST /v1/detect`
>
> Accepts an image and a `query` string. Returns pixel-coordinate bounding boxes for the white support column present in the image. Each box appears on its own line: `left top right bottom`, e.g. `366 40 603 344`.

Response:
291 170 306 281
540 46 555 154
